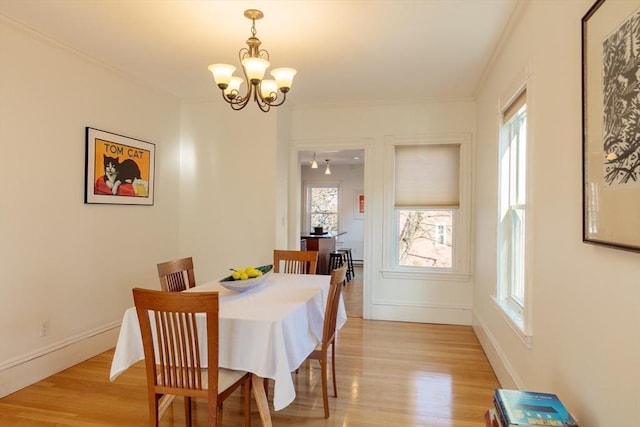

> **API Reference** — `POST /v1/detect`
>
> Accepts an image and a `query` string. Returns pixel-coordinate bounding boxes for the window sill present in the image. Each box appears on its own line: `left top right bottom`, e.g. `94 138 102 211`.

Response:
492 295 533 348
381 269 470 282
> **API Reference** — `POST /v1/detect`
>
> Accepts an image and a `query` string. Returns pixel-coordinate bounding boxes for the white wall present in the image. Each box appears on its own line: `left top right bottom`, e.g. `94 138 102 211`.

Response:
275 106 294 250
301 163 365 260
0 18 181 396
178 101 282 281
473 1 640 425
291 102 476 324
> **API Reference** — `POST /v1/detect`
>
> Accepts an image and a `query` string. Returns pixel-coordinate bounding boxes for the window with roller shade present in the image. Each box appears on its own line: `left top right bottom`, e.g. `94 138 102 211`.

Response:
497 89 528 318
394 144 460 270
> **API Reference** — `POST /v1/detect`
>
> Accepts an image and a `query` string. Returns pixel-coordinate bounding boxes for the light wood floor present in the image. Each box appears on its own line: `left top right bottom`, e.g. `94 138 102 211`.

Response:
342 265 363 318
0 317 499 426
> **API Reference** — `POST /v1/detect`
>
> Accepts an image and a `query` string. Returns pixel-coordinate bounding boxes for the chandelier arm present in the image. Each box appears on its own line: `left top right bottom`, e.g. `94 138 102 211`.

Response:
239 48 250 62
230 101 249 111
229 94 251 110
221 85 251 110
256 102 271 113
253 87 272 112
218 85 252 110
258 48 270 61
265 91 288 107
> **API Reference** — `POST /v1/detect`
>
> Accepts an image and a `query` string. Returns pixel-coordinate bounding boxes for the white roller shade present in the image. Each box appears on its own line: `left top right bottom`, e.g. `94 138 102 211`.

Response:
502 89 526 124
395 144 460 207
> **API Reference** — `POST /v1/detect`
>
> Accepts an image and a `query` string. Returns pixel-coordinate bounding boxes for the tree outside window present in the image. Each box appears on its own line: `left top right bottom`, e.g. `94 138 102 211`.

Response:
398 209 453 268
309 186 339 233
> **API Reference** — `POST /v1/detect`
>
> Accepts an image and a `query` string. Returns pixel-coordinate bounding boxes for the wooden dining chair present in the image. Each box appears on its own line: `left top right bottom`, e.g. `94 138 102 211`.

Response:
157 257 196 292
132 288 251 427
265 249 319 399
305 264 347 418
273 249 319 274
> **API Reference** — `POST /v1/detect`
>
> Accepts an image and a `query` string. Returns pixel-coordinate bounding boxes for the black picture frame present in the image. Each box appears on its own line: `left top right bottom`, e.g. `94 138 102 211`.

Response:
582 0 640 252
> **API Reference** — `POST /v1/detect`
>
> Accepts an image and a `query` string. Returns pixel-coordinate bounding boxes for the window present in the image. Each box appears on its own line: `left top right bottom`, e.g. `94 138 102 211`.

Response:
393 144 460 272
497 88 529 335
399 209 453 267
435 221 448 247
307 184 339 233
382 134 470 279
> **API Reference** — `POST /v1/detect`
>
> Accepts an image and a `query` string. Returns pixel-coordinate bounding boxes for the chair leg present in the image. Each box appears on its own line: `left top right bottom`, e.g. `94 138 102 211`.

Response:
210 399 219 426
184 396 192 427
244 376 252 427
151 395 160 427
320 354 330 418
263 377 269 401
331 343 338 398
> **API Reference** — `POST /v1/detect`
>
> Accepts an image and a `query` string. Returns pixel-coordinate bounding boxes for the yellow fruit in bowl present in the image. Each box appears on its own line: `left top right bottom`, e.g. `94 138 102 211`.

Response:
229 264 271 282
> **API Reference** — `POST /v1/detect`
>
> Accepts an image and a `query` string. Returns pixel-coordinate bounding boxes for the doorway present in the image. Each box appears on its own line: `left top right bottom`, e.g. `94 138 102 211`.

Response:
298 149 365 318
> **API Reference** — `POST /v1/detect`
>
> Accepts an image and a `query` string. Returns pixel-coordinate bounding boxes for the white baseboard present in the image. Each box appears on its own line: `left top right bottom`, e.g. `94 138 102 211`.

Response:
0 322 120 398
369 301 472 325
472 311 521 389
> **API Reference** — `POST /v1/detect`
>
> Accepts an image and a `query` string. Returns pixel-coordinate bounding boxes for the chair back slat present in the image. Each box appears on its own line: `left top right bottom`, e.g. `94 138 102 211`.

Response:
157 257 196 292
273 250 319 275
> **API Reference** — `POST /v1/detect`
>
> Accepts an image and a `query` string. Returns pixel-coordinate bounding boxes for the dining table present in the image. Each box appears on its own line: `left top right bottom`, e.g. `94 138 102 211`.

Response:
109 271 347 426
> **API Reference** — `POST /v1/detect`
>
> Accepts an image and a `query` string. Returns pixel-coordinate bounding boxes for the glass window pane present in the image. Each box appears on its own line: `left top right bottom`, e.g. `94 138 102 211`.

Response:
311 213 338 233
398 209 453 268
311 187 338 213
510 208 525 307
309 185 339 233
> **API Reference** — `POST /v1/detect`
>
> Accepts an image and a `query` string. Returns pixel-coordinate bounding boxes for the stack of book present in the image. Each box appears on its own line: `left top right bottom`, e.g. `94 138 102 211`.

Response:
485 389 579 427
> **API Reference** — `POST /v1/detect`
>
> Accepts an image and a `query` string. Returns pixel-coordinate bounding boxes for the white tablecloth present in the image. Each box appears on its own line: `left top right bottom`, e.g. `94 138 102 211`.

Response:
109 272 347 411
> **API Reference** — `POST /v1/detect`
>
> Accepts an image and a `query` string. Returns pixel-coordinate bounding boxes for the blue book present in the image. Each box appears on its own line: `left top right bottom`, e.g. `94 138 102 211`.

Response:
494 389 579 427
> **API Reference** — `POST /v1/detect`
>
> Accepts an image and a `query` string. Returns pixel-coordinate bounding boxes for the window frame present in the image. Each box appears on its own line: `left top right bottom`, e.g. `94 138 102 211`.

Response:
304 183 340 234
494 74 534 347
382 134 471 281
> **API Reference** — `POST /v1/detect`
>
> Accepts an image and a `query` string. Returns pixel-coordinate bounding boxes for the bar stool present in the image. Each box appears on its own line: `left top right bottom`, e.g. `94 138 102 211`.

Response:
338 248 355 281
327 251 345 277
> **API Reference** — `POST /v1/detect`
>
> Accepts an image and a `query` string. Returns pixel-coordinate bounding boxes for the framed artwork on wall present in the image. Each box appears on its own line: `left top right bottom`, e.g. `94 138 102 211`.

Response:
84 127 155 205
582 0 640 252
354 190 364 220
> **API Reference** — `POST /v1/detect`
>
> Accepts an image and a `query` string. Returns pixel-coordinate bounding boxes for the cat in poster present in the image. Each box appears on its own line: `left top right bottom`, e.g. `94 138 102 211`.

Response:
97 155 141 196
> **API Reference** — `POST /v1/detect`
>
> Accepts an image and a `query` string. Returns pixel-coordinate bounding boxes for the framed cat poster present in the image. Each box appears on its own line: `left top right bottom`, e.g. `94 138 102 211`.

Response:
84 127 155 205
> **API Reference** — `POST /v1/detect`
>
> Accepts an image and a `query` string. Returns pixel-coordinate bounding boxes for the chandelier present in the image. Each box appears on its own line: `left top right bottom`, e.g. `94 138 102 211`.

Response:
208 9 297 112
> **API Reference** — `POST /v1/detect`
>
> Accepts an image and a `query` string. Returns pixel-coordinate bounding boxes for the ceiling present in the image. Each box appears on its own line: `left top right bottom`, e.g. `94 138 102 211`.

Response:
300 150 364 168
0 0 519 107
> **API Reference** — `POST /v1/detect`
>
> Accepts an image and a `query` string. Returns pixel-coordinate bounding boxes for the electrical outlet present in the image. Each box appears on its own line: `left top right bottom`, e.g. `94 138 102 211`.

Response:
39 319 49 337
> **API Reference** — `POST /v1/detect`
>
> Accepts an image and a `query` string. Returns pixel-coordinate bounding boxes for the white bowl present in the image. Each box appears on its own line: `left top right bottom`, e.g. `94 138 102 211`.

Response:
219 264 273 292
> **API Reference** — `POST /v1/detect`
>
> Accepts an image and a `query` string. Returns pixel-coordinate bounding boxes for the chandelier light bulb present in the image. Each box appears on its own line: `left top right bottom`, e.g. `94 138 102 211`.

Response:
209 64 236 88
260 79 278 102
224 76 244 99
241 57 270 83
271 67 297 91
311 152 318 169
325 160 331 175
